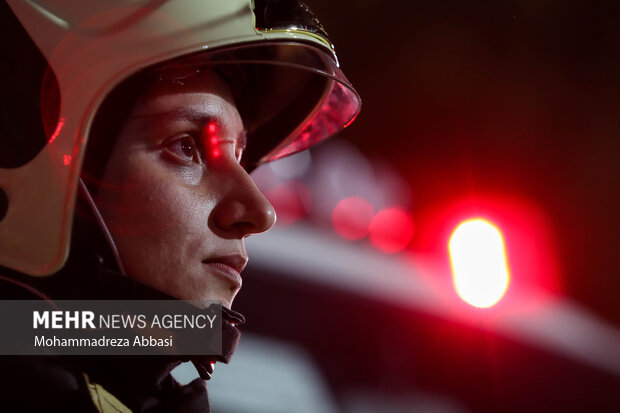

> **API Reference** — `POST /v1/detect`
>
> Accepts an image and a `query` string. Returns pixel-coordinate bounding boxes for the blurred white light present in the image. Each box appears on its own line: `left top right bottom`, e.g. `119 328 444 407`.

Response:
449 218 510 308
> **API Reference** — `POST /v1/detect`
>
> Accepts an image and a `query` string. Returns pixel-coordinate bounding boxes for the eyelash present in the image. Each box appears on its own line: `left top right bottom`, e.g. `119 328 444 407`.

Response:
163 132 245 165
165 134 202 164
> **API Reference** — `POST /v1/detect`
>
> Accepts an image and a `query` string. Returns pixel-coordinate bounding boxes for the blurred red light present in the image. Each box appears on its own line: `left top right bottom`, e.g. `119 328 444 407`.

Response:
369 208 414 253
266 181 311 226
331 196 374 240
414 194 561 303
449 218 510 308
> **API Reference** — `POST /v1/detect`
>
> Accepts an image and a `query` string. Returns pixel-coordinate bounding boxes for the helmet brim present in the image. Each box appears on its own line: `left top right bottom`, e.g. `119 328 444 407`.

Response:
147 41 361 171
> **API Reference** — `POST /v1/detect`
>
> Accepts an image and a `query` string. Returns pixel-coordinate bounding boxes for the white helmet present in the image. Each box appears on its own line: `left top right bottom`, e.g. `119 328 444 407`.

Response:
0 0 361 276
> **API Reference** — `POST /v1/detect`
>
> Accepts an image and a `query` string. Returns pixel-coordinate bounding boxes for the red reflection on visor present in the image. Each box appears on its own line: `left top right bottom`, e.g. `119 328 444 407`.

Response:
267 80 361 162
48 118 66 144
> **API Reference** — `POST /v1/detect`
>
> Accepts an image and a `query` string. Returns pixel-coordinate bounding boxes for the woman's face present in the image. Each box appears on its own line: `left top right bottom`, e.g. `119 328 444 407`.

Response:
93 70 276 308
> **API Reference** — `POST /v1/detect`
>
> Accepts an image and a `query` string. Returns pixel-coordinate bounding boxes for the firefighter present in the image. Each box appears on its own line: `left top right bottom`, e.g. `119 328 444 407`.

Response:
0 0 360 411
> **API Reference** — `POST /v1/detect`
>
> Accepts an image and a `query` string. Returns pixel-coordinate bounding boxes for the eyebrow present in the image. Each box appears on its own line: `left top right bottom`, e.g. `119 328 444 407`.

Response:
135 107 248 150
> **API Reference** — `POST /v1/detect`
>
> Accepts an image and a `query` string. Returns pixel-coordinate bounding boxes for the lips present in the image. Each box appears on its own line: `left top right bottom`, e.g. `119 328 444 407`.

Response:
202 254 247 290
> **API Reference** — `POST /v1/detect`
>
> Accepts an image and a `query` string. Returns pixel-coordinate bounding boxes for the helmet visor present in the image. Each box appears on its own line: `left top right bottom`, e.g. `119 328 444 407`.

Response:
150 41 361 171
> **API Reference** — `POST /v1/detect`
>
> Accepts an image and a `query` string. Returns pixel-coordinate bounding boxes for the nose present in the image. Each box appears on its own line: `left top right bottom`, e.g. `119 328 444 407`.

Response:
211 166 276 238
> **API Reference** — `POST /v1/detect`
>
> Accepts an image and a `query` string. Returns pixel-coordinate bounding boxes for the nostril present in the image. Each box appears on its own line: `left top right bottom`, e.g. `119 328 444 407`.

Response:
212 193 276 238
211 166 278 237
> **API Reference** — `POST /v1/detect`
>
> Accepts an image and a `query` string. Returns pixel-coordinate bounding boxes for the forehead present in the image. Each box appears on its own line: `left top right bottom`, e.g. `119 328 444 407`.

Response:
130 69 242 128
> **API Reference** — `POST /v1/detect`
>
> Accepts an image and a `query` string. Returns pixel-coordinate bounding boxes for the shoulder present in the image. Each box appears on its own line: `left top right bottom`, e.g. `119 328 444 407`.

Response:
0 355 98 411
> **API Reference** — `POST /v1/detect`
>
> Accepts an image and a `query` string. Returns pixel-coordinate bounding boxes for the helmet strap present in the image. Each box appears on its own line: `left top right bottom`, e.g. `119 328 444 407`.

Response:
78 177 127 276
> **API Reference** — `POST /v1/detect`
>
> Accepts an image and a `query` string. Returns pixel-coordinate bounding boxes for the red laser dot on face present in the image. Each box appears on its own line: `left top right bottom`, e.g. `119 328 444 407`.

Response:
449 218 511 308
204 121 220 159
331 196 374 240
368 208 414 253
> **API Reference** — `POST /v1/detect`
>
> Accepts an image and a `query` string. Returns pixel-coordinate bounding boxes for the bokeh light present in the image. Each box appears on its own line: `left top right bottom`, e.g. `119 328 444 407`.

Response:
331 196 374 240
449 218 510 308
265 181 312 226
368 208 414 253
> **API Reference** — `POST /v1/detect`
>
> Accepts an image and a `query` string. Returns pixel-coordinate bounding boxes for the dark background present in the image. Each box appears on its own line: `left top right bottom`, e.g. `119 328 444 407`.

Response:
237 1 620 410
310 0 620 326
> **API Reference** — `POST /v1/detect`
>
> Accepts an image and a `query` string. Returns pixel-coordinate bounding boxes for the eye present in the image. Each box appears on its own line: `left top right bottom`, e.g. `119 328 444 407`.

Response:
165 134 201 164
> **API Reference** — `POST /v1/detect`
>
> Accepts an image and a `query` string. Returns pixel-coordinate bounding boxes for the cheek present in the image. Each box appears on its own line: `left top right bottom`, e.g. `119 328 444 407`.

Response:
99 159 219 294
98 155 214 237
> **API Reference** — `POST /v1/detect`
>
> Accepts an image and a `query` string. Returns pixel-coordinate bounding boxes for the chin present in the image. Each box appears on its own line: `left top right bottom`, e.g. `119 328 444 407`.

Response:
189 293 234 309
